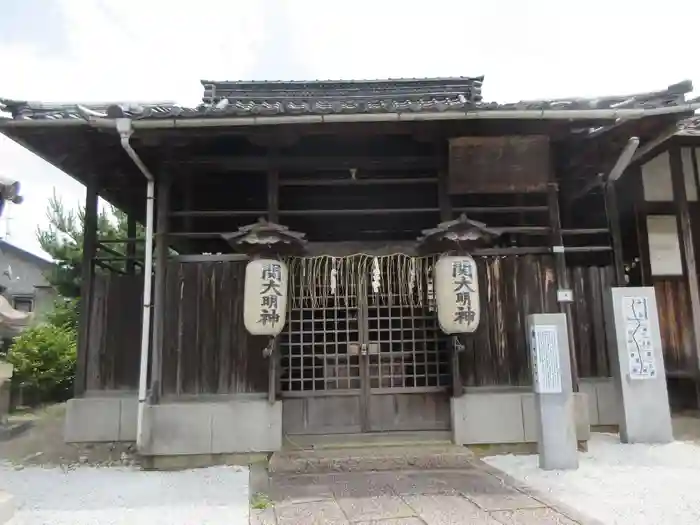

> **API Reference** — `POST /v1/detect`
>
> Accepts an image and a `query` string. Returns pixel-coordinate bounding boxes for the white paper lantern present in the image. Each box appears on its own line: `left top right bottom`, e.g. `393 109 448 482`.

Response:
434 255 480 334
243 258 289 336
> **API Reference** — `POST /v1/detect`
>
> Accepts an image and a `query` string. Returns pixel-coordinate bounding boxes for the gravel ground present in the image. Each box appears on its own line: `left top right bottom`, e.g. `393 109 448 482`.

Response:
0 404 136 467
0 464 250 525
484 432 700 525
1 403 250 525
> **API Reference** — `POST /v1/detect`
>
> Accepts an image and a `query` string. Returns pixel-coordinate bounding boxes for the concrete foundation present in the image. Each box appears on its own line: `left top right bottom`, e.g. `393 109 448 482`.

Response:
65 393 283 455
141 395 282 456
66 380 621 452
64 392 137 443
452 388 590 445
579 377 621 428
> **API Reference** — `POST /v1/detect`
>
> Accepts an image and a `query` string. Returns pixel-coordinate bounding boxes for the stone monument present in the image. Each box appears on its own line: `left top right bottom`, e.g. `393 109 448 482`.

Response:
0 362 12 425
606 287 673 444
527 313 579 470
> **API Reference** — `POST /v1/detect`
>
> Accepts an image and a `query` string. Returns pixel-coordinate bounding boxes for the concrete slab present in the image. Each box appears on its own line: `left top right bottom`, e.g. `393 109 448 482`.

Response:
355 519 424 525
261 462 599 525
402 493 499 524
522 393 590 443
210 399 281 453
275 500 348 525
145 404 212 455
269 445 475 475
250 507 276 525
0 491 14 525
491 508 579 525
64 397 121 443
452 392 525 444
579 380 600 425
119 398 137 441
595 379 621 427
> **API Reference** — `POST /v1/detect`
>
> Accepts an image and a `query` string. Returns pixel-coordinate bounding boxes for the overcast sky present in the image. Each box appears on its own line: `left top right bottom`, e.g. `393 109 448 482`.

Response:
1 0 699 258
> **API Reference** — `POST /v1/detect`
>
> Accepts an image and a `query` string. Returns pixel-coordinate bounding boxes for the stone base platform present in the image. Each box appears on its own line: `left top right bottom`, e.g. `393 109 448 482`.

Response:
268 444 476 475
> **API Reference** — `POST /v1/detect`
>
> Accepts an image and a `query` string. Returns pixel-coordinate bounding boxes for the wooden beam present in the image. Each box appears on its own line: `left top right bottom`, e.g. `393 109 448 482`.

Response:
629 124 681 165
168 155 440 172
170 207 551 220
150 174 171 403
94 260 126 275
126 215 137 275
548 183 580 392
279 177 437 187
604 182 626 285
75 175 98 397
670 145 700 389
631 166 652 286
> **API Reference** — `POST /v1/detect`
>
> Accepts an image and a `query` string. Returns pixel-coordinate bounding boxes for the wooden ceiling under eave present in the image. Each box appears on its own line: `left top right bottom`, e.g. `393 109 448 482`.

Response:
556 113 694 202
1 124 152 223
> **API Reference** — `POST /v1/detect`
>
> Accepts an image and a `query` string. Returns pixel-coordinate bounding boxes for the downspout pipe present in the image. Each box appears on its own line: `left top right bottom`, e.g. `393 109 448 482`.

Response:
115 118 155 452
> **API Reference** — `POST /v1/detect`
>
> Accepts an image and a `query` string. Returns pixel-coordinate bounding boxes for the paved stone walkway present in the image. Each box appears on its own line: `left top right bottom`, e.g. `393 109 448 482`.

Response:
251 461 597 524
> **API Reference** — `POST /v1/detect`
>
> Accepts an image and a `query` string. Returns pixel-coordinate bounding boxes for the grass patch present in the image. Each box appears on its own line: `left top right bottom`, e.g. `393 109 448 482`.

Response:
250 492 272 510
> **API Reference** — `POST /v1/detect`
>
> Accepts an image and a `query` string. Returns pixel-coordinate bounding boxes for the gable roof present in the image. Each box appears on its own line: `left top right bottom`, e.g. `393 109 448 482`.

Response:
0 239 53 268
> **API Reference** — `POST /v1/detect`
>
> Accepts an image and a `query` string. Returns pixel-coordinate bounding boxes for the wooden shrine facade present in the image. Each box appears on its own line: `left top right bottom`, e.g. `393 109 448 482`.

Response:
1 77 699 449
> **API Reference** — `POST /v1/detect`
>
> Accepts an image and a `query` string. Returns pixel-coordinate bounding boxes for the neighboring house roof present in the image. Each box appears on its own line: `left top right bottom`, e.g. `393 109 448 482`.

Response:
678 115 700 136
0 77 697 121
0 239 53 270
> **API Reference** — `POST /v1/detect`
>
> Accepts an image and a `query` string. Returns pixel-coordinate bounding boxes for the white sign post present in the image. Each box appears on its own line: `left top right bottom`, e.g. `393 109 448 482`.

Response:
527 313 578 470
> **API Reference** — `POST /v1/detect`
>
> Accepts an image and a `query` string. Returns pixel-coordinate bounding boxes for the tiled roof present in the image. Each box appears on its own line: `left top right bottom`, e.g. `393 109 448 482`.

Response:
679 115 700 136
0 77 696 121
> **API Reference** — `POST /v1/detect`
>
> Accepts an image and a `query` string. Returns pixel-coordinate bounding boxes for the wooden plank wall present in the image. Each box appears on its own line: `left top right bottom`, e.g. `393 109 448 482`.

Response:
654 278 696 376
161 260 268 396
85 257 615 393
460 256 613 386
86 273 143 391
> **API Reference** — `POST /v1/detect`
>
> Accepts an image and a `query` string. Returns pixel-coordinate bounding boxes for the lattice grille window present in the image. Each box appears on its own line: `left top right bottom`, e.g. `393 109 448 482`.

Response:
279 254 451 393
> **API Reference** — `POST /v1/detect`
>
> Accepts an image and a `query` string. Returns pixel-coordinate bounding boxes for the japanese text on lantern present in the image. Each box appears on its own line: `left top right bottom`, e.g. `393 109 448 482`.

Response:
452 260 476 326
259 263 282 326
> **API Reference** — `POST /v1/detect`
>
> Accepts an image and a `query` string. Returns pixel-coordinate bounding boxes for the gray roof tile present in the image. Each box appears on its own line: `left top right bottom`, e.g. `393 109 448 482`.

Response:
0 77 695 121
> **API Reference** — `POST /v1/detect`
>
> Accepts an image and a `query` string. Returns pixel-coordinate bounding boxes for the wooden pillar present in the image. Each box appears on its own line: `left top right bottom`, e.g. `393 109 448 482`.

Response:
126 215 137 275
604 181 626 285
547 183 580 392
631 165 652 286
267 170 279 223
438 169 452 222
669 145 700 396
150 175 170 402
75 175 99 397
266 169 280 403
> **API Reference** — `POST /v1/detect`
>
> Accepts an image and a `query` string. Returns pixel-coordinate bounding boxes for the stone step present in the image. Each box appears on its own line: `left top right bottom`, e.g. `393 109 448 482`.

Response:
269 444 475 475
0 491 14 525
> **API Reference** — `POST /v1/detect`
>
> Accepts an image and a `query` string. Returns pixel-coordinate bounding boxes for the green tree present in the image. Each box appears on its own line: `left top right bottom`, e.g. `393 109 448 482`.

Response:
36 190 143 297
7 322 77 404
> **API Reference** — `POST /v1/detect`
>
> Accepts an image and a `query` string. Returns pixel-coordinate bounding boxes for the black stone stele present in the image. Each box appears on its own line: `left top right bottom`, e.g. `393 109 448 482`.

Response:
416 214 501 254
221 218 307 256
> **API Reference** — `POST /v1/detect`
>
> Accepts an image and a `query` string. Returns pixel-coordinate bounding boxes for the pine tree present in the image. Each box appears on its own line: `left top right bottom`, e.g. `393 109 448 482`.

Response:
36 190 143 297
